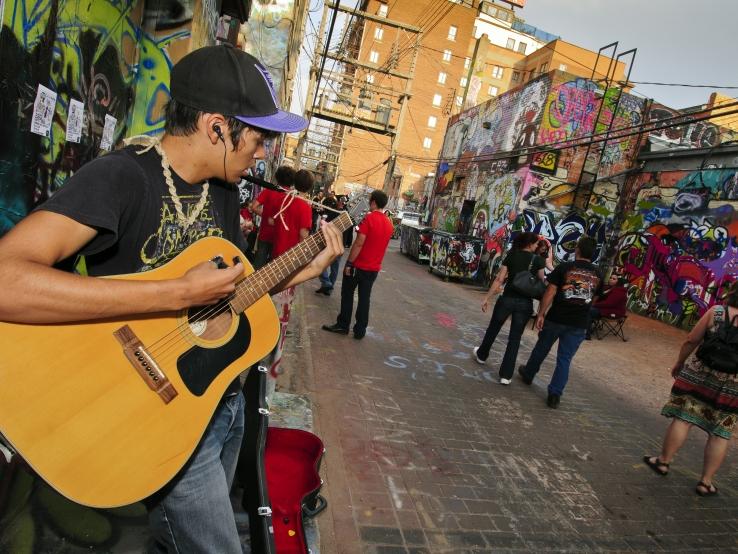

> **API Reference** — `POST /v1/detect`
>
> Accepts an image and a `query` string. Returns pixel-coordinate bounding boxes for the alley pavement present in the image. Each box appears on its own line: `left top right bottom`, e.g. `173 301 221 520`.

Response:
283 241 738 553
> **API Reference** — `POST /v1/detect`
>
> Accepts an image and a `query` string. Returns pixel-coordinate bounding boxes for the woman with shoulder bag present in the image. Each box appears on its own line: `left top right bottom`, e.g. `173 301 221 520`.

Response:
473 232 545 385
643 282 738 496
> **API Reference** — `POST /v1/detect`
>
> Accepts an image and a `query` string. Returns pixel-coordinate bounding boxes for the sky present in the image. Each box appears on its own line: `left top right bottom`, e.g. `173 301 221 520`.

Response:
516 0 738 109
291 0 738 114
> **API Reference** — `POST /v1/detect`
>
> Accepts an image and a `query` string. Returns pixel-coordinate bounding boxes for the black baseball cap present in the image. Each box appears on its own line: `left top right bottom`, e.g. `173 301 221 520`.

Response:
170 44 307 133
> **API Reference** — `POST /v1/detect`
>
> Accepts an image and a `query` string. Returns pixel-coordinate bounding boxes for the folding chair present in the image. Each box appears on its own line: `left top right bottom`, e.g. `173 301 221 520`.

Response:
593 313 627 342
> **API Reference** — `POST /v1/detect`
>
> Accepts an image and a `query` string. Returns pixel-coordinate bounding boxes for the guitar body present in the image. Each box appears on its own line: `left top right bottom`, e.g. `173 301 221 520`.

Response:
0 236 280 508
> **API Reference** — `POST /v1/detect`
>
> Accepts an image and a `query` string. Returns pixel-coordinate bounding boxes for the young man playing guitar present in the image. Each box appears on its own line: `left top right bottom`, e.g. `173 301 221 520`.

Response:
0 44 342 552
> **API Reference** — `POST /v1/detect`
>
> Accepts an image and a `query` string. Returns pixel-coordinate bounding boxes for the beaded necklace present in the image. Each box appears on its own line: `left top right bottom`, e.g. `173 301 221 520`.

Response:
124 135 210 229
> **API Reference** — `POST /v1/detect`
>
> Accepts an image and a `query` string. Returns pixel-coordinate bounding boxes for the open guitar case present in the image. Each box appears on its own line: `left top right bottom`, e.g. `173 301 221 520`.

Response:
239 365 327 553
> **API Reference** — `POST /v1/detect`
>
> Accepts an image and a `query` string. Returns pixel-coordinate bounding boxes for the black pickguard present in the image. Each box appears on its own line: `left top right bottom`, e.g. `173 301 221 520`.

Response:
177 313 252 396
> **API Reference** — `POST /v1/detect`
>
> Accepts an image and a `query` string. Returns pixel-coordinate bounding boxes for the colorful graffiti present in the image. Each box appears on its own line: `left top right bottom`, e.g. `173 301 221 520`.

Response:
0 0 193 234
614 160 738 328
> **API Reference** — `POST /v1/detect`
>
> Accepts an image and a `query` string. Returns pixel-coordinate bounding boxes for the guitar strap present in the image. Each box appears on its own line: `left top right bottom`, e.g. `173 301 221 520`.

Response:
0 432 15 463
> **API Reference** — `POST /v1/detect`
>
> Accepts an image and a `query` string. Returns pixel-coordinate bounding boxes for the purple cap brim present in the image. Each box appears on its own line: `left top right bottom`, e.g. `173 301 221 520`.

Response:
235 109 307 133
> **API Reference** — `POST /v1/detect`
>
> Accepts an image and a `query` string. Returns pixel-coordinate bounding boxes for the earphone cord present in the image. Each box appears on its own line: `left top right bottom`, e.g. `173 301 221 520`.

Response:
222 139 227 181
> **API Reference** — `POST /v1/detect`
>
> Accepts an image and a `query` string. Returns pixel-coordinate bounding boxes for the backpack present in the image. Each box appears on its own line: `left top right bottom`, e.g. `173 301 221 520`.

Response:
696 306 738 374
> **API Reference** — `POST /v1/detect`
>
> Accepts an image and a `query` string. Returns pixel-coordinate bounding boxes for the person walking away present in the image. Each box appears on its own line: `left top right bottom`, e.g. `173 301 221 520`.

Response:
250 165 295 268
322 190 393 340
644 282 738 496
473 232 545 385
518 236 603 408
0 44 343 553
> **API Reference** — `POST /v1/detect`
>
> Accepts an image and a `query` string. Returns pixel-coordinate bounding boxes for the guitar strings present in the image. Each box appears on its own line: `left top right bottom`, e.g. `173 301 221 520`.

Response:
145 208 353 360
142 219 343 360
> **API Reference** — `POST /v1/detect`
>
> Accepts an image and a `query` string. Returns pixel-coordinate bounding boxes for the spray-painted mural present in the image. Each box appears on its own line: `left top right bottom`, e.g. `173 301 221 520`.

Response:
613 157 738 328
0 0 195 235
430 69 738 328
242 0 296 96
432 70 648 274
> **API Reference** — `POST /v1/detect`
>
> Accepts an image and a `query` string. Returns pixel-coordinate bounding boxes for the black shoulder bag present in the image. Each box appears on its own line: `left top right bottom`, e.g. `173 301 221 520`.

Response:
510 255 546 299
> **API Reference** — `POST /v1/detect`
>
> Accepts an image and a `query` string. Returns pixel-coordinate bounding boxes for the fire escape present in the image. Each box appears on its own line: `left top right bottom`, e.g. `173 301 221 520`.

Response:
296 1 420 191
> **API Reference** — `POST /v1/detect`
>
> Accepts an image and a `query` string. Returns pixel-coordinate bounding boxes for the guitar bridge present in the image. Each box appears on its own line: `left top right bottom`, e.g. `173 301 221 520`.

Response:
113 325 178 404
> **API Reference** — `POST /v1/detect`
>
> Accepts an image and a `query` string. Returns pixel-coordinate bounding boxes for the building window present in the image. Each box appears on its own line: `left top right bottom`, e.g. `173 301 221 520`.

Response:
447 25 457 41
488 85 498 96
369 50 379 63
559 63 567 71
540 62 549 74
427 115 437 128
460 76 468 87
512 70 520 82
432 93 442 107
423 137 432 149
377 3 388 17
455 95 463 106
491 65 503 79
506 37 515 50
366 74 375 84
517 41 527 54
438 71 447 84
374 27 384 40
442 49 452 62
464 57 471 69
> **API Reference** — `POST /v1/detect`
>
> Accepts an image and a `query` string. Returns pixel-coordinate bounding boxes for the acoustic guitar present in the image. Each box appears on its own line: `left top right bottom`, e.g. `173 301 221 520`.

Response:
0 210 353 508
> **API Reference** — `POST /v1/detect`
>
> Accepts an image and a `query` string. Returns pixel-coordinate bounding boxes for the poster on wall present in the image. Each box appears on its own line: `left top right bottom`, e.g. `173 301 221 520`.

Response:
30 84 57 137
65 99 85 143
100 114 117 150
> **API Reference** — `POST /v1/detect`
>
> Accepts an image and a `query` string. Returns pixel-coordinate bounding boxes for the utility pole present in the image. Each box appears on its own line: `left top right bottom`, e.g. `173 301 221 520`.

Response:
383 35 420 199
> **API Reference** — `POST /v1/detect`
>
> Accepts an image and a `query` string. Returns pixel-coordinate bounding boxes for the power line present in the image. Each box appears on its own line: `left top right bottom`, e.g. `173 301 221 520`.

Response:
396 101 738 166
626 81 738 90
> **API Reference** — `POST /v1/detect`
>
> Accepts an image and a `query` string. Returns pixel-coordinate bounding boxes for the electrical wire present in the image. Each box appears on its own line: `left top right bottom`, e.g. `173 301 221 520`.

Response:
395 101 738 166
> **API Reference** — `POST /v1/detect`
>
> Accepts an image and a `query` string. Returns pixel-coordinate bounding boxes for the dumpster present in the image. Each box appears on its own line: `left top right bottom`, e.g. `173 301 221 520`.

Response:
399 223 433 263
429 230 484 281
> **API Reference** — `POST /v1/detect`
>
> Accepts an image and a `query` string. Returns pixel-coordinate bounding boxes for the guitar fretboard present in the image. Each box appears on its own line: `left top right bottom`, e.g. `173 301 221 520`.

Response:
230 212 352 312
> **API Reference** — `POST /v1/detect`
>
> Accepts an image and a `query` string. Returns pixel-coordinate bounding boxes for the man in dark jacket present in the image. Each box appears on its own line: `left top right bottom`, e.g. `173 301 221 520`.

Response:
518 236 603 408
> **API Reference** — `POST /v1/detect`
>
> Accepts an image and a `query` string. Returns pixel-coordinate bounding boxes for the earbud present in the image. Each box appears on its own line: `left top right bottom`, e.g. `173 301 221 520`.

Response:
213 125 224 142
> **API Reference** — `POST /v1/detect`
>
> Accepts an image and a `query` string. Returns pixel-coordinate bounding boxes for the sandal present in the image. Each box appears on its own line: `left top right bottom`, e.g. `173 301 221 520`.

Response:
695 481 718 496
643 455 669 476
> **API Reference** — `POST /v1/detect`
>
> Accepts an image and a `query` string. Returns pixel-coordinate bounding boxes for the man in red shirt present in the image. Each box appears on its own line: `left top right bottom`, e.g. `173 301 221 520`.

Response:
271 169 313 257
250 165 295 268
322 190 393 339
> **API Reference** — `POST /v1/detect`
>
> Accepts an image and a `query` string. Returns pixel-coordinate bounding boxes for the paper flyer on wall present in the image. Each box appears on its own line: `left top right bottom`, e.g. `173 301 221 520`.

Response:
100 114 117 150
30 84 57 137
66 99 84 143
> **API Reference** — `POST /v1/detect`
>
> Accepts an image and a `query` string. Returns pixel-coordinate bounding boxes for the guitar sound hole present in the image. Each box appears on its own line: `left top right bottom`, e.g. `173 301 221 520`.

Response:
187 304 233 341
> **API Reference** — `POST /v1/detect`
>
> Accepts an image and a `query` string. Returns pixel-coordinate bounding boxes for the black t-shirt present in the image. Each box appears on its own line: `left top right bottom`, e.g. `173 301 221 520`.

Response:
37 145 244 276
502 250 545 298
322 196 339 222
545 260 604 328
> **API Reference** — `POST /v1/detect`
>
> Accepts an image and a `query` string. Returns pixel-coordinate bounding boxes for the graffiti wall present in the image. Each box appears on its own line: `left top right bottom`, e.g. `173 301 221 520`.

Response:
0 0 199 235
431 70 648 275
431 69 738 327
613 153 738 328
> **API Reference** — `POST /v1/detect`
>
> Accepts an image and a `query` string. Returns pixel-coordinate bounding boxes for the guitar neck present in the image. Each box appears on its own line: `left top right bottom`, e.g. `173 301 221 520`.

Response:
230 212 352 312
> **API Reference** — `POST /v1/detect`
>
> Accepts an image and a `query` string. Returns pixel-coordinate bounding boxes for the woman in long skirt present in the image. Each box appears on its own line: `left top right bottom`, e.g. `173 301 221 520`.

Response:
644 284 738 496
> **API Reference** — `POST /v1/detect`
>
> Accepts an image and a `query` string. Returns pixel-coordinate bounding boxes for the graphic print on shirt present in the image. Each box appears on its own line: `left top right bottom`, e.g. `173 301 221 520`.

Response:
139 194 223 271
560 268 601 305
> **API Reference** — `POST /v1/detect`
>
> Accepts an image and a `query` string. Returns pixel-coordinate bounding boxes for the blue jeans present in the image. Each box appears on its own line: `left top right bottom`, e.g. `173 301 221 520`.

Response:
148 393 245 553
476 295 533 379
520 320 587 397
319 257 340 290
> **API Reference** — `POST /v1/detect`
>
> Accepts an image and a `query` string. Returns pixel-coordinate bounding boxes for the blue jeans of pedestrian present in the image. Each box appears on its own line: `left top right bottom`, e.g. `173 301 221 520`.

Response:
520 320 587 397
476 295 533 380
148 393 245 553
319 257 340 290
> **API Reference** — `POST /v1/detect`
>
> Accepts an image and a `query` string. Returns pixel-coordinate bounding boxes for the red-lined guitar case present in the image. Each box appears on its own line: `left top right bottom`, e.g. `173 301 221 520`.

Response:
265 427 326 553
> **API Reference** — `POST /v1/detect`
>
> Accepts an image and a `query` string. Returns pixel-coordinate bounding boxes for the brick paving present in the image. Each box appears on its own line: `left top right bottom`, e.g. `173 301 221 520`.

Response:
286 243 738 553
